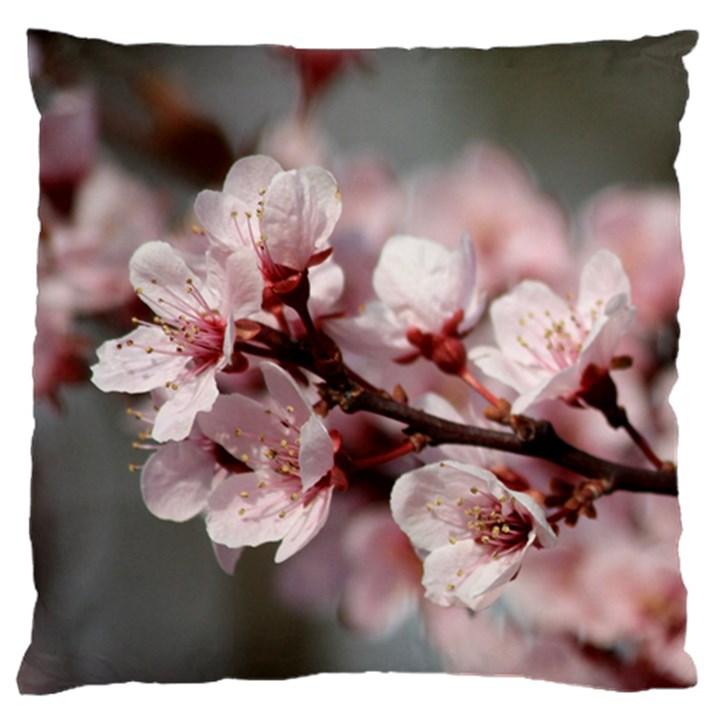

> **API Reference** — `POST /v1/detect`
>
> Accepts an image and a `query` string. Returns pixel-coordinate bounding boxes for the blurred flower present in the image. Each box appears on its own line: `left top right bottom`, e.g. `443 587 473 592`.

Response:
39 85 98 214
405 143 573 296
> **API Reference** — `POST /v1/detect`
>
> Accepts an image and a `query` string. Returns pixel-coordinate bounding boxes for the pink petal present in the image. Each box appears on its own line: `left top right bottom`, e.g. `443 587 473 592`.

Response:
373 235 461 332
490 279 571 365
423 540 521 610
390 461 498 551
274 487 334 562
140 440 215 521
129 241 204 317
196 392 278 464
91 326 189 394
259 362 312 424
223 155 284 202
223 248 264 318
298 414 335 491
262 166 341 271
211 542 243 575
152 367 219 442
577 249 631 318
206 473 287 548
193 189 250 253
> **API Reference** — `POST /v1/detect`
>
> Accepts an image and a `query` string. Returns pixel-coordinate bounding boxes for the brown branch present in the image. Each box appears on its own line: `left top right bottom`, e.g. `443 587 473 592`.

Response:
235 325 678 497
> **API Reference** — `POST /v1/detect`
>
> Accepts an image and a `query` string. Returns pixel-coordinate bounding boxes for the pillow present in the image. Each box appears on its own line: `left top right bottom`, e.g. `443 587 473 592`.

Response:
21 28 697 695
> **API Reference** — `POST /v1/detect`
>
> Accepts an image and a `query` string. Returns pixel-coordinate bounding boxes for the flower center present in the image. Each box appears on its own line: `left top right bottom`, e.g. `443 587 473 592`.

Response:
426 484 533 558
126 276 228 378
514 299 603 372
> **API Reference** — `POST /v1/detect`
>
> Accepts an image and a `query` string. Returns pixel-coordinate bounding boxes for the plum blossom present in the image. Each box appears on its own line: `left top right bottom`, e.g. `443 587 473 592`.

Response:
193 154 342 291
471 249 635 414
390 460 556 611
197 362 346 563
90 240 263 442
329 234 485 372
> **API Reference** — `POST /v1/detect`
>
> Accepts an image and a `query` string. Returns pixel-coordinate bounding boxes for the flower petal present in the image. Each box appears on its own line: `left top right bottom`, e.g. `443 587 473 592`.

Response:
129 241 204 317
91 326 189 394
140 440 215 521
274 486 334 562
298 414 335 491
152 366 219 442
422 540 522 611
262 166 341 271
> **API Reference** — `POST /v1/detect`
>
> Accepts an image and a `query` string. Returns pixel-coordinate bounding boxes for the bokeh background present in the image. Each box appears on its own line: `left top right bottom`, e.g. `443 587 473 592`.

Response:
22 29 695 692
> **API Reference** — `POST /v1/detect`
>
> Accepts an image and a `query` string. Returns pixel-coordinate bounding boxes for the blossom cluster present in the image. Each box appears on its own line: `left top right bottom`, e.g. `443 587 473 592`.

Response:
86 142 684 650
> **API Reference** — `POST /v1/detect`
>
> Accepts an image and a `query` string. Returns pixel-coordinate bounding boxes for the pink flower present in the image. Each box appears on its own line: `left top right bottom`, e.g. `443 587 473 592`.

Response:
471 249 634 414
329 234 485 372
90 240 263 442
193 155 342 288
390 460 556 611
197 362 345 563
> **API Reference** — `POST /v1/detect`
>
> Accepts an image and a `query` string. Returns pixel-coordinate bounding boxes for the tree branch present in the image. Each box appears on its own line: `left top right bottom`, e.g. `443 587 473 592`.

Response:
235 325 678 497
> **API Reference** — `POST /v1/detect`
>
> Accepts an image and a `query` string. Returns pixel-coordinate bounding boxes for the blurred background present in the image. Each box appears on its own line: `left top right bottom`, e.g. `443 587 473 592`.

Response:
23 29 695 692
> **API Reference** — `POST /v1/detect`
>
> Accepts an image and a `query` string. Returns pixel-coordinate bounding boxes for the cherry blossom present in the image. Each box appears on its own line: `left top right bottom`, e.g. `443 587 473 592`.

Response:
193 154 342 291
90 240 263 442
329 233 485 372
197 362 346 563
390 460 556 611
471 249 635 414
